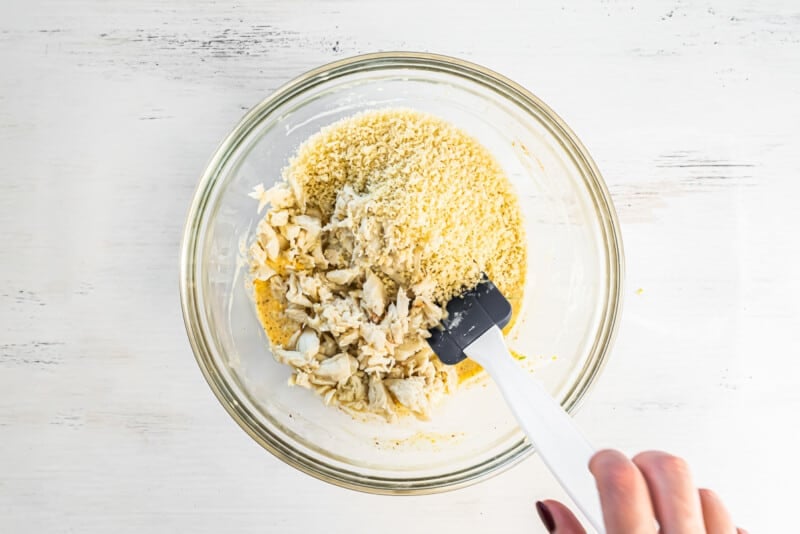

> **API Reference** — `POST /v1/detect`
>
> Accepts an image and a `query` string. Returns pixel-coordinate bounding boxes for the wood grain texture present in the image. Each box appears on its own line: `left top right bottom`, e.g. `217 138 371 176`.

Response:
1 0 798 532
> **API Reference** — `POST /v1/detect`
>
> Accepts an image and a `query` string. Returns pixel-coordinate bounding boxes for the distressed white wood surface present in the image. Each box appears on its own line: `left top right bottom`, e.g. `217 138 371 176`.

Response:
1 0 798 532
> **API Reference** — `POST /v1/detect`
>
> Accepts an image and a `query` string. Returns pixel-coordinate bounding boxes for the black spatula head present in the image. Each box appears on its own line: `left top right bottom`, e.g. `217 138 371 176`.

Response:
427 275 512 365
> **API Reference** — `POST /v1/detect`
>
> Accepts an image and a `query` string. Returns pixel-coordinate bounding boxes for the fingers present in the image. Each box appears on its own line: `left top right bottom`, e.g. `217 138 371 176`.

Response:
589 449 658 534
632 451 705 534
699 489 737 534
547 450 743 534
536 500 586 533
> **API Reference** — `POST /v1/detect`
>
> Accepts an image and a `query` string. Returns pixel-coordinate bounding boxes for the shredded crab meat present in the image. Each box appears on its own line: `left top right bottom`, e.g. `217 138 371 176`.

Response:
247 109 526 421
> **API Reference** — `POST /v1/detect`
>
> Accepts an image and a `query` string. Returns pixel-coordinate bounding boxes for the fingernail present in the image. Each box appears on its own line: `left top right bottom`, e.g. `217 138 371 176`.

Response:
536 501 556 532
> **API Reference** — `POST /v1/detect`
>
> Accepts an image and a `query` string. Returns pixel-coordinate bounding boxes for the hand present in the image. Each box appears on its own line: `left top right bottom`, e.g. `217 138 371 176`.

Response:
535 449 747 533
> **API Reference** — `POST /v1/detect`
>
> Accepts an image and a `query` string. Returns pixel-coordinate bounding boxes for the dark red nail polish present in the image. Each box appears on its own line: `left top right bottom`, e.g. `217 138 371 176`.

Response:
536 501 556 532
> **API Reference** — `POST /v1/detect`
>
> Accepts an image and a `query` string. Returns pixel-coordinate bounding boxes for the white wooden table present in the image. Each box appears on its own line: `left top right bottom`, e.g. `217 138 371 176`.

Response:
2 1 798 531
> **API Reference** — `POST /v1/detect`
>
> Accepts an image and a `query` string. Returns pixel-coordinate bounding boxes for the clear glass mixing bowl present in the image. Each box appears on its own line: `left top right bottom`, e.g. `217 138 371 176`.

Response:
180 52 623 494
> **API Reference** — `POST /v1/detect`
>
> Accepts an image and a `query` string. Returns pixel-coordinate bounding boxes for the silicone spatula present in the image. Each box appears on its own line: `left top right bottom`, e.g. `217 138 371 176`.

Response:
428 276 605 533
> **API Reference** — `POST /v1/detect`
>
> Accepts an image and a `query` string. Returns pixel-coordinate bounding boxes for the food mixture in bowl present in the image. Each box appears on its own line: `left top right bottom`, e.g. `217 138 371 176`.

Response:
246 109 526 421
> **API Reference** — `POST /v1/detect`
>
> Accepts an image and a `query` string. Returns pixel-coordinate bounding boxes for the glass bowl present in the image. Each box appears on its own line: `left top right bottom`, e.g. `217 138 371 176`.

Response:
180 52 623 494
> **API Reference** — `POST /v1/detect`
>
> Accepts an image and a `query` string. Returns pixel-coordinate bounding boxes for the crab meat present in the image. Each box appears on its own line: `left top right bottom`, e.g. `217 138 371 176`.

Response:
362 271 387 318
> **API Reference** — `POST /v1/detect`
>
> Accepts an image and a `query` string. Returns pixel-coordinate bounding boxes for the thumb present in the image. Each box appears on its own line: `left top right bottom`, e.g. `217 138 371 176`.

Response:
536 500 587 534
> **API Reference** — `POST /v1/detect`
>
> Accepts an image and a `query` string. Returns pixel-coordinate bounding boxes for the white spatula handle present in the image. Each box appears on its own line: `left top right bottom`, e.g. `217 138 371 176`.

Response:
465 326 605 533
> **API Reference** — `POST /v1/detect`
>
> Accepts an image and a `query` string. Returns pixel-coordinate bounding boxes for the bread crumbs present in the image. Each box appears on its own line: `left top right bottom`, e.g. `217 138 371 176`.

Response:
247 109 526 421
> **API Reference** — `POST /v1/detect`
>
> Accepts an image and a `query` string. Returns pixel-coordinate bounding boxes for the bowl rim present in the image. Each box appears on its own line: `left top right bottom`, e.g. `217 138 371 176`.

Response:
179 51 625 495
